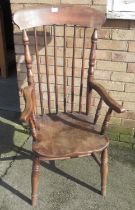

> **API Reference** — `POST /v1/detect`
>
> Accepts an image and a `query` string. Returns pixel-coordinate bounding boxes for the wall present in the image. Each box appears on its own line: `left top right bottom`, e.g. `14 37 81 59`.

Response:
10 0 135 148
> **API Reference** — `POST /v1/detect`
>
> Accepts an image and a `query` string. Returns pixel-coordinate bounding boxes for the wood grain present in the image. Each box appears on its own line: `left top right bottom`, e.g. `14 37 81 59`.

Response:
44 26 51 114
86 29 97 115
34 28 44 115
13 5 126 206
89 81 126 113
13 5 106 30
71 25 76 113
79 27 86 113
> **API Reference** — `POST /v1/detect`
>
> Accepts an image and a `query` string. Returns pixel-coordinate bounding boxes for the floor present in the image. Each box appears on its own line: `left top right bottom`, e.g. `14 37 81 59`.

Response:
0 73 20 112
0 110 135 210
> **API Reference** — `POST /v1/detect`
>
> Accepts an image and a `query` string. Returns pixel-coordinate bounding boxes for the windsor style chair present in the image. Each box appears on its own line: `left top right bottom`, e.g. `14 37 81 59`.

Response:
13 5 125 207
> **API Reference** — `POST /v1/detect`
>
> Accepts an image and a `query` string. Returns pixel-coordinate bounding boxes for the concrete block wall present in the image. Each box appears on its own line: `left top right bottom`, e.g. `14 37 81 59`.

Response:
11 0 135 132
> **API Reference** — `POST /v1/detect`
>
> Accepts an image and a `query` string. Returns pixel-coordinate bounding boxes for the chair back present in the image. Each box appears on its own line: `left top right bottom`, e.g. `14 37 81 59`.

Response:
13 5 106 115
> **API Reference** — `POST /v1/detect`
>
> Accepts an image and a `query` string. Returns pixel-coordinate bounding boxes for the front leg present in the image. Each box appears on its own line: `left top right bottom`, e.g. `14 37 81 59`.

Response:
31 156 40 207
100 147 108 196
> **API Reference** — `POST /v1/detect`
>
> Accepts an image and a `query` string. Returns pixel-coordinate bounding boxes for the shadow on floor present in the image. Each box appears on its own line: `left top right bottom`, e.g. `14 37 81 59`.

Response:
0 73 20 112
0 110 27 154
0 110 31 203
0 140 135 209
0 144 101 206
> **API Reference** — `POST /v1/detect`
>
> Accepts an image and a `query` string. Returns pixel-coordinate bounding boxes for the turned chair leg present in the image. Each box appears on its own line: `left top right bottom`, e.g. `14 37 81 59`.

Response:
31 156 40 207
100 147 108 197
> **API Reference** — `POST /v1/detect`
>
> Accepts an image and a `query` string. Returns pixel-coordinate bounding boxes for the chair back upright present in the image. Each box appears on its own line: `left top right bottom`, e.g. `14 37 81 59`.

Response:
13 5 106 115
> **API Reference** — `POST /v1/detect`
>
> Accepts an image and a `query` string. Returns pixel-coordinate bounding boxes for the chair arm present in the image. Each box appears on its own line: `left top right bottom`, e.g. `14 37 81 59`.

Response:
20 86 35 122
89 81 126 113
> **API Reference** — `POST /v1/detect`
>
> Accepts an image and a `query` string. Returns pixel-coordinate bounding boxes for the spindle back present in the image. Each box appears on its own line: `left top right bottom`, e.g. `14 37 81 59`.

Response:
13 5 106 115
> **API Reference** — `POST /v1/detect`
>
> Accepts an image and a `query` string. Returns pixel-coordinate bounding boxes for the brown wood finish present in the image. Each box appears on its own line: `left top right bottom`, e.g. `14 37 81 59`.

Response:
44 26 51 114
86 29 97 115
101 107 113 135
63 24 67 113
79 27 86 113
32 113 109 159
101 148 108 196
94 97 103 125
20 86 34 122
23 30 34 86
13 5 126 207
71 25 76 113
89 81 126 113
32 156 40 207
13 5 106 30
54 24 58 113
91 153 101 166
34 28 44 115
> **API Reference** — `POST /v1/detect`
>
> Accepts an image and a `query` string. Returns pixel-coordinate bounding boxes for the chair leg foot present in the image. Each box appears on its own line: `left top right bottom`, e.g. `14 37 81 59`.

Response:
31 156 40 207
100 148 108 197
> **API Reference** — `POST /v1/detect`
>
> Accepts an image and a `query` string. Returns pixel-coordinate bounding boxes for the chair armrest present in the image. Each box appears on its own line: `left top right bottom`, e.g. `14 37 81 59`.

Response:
89 81 126 113
20 86 35 122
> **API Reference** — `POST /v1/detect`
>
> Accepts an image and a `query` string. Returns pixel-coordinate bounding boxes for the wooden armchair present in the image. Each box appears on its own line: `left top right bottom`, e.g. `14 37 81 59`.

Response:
13 5 126 207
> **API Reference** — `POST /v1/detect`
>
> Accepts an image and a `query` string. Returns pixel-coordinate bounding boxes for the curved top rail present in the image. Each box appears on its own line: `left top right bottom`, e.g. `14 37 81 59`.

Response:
13 5 106 30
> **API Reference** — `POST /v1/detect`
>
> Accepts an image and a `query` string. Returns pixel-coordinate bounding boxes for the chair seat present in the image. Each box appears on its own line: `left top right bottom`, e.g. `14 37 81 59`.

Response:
32 112 109 159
